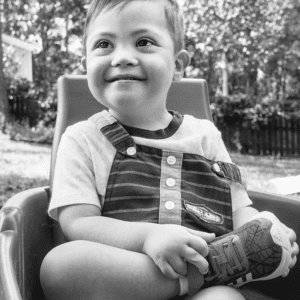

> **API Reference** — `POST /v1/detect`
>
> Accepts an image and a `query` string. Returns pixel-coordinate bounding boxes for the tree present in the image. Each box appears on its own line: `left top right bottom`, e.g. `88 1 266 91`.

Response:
0 1 9 131
1 0 88 126
261 0 300 101
183 0 300 103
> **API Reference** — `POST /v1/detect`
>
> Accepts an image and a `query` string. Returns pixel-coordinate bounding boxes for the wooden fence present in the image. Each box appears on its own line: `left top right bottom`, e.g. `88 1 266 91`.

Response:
9 98 39 126
218 116 300 157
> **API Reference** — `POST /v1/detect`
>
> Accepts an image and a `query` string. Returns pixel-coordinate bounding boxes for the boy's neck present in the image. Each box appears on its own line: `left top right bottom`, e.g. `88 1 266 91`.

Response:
109 109 173 131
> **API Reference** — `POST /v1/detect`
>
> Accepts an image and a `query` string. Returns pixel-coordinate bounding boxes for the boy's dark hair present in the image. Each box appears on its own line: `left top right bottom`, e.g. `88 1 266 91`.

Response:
83 0 185 55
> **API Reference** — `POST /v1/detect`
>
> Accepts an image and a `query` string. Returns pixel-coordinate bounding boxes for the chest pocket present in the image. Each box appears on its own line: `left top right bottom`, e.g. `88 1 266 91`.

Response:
181 154 233 235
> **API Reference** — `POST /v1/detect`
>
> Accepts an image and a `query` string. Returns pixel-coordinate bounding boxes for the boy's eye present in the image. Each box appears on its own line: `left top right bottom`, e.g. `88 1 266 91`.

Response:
136 39 154 47
96 41 111 49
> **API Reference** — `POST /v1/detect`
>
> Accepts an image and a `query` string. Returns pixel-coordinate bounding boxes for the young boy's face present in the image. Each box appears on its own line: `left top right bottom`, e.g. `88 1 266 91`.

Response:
82 0 190 119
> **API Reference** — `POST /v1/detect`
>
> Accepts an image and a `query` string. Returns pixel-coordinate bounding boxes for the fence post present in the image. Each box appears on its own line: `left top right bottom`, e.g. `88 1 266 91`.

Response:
296 118 300 156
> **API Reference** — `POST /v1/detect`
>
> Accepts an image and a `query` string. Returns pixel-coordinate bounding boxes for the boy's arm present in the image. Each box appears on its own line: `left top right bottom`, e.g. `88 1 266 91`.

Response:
58 203 216 279
232 206 259 230
58 203 157 252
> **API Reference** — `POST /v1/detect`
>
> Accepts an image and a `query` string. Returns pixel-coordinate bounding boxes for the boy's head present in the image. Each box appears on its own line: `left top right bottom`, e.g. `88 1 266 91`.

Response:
81 0 191 125
83 0 185 55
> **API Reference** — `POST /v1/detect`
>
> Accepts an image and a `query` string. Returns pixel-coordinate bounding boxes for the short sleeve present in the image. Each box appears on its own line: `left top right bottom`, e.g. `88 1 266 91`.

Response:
211 127 253 212
48 127 101 221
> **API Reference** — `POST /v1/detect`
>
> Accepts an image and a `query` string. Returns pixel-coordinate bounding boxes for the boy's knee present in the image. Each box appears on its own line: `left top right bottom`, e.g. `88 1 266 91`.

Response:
40 244 69 299
40 241 84 299
189 286 246 300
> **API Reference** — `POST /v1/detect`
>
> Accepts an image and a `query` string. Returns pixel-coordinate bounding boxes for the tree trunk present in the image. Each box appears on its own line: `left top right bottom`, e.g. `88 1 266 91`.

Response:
221 51 229 97
65 13 69 56
0 12 9 132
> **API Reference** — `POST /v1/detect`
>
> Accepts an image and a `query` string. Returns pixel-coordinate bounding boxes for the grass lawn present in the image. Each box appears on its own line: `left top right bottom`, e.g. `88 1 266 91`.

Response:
0 132 51 206
230 152 300 198
1 132 299 206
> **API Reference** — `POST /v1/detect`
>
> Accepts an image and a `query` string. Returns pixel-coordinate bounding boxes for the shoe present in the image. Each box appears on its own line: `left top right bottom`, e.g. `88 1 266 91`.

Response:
204 211 292 287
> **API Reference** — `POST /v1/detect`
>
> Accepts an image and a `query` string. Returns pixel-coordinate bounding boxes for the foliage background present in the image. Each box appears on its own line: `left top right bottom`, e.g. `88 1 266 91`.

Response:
0 0 299 139
0 1 300 205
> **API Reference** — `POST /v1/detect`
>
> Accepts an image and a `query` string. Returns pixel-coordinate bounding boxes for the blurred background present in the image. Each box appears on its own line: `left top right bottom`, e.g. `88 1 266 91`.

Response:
0 0 300 206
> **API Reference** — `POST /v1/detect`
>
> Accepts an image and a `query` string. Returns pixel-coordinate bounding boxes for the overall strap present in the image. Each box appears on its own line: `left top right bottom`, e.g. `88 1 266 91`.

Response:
89 111 137 158
211 161 247 188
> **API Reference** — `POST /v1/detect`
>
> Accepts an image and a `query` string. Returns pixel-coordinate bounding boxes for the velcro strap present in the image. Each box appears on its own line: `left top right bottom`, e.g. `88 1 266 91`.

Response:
187 263 204 296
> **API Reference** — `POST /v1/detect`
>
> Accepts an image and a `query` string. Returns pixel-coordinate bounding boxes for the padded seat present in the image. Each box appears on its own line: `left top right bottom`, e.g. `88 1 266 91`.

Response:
1 75 299 300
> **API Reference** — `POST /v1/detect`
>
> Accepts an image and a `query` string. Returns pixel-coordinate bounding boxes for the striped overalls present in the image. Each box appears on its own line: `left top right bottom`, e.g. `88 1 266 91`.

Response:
95 112 246 237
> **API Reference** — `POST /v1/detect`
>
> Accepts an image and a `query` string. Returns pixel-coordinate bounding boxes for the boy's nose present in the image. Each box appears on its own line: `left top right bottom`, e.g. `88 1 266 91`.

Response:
111 48 139 67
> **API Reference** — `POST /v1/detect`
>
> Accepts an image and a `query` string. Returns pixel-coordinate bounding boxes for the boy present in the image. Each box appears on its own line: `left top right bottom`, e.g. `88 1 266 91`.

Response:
40 0 298 299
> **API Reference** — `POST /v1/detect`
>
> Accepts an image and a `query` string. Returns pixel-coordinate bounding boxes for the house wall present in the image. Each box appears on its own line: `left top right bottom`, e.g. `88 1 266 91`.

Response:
14 47 33 81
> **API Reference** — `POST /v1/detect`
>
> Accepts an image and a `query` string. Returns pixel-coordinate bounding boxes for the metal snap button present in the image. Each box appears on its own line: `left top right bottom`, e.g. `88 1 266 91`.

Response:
167 156 176 165
166 178 176 187
165 201 175 210
212 162 221 173
127 147 136 156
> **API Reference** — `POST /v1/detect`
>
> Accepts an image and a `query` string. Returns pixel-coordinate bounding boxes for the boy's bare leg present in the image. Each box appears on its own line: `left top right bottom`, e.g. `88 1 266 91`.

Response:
40 240 180 300
40 240 246 300
188 286 245 300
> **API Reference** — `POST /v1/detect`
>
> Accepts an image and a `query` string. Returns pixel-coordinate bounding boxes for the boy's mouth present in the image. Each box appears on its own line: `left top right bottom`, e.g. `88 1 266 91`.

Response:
107 75 146 82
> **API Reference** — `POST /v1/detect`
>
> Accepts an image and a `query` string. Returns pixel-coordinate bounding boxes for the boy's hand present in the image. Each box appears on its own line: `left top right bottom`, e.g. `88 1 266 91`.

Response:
281 223 299 277
143 224 215 279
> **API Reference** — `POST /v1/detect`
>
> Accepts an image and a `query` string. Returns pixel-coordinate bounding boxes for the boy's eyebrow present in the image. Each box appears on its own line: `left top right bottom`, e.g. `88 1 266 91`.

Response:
131 28 161 38
87 32 116 47
132 29 153 36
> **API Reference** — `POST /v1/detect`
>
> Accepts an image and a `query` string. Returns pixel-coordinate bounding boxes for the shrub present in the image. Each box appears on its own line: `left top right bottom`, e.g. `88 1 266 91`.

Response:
6 77 41 126
7 120 54 145
211 95 300 154
211 95 300 128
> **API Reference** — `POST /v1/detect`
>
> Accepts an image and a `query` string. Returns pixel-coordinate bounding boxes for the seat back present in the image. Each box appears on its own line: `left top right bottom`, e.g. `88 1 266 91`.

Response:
52 75 211 189
50 75 211 246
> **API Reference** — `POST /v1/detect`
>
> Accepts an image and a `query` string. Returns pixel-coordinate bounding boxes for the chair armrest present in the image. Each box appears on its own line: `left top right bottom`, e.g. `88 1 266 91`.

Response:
249 190 300 230
247 190 300 299
0 187 52 300
0 214 23 300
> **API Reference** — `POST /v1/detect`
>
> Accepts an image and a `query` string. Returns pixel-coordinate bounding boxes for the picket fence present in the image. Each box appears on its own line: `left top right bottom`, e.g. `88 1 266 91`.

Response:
218 116 300 157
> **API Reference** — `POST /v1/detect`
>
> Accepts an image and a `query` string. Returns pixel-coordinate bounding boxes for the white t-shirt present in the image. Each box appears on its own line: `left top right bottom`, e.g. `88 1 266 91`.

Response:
49 110 252 221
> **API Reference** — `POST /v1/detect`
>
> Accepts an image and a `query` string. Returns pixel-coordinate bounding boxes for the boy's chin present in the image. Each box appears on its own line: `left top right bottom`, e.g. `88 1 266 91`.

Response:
105 96 143 110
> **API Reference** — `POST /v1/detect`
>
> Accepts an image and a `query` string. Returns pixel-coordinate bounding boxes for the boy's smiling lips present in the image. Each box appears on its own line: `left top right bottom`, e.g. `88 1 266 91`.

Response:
106 74 146 82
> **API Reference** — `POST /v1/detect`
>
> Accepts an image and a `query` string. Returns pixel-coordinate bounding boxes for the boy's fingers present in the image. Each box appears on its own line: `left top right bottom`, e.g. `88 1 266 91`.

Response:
282 223 297 243
187 234 213 257
157 259 180 280
289 255 297 269
292 242 299 256
168 257 188 276
287 229 297 244
184 248 209 274
188 229 216 243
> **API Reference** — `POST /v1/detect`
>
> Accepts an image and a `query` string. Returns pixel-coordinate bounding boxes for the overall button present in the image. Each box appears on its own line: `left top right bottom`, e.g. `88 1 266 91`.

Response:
167 156 176 165
127 147 136 156
212 162 221 173
165 201 175 210
166 178 176 187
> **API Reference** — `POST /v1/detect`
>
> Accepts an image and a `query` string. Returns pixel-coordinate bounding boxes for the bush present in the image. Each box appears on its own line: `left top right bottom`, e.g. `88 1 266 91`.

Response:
6 77 41 126
211 95 300 129
5 76 59 128
7 120 54 145
211 95 300 154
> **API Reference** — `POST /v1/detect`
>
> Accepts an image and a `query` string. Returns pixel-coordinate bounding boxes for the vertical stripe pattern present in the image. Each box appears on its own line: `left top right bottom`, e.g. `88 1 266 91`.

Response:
159 151 183 225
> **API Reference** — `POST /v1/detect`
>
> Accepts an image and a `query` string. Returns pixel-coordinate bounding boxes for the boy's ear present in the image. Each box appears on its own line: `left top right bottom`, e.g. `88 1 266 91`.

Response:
173 50 191 81
81 57 87 71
